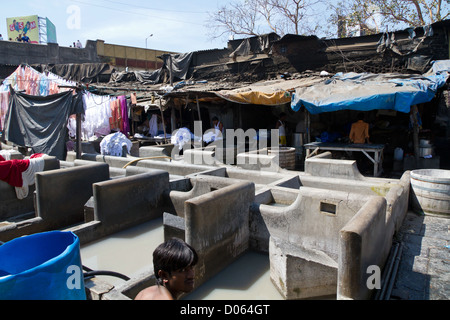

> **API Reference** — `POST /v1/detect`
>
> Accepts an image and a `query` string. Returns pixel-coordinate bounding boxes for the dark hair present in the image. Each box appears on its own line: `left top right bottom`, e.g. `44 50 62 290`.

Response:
279 112 287 118
357 112 365 120
212 116 219 122
153 238 198 285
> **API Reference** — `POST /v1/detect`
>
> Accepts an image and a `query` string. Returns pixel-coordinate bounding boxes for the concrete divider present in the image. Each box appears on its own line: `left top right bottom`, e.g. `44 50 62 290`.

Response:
168 175 247 218
236 148 280 172
184 181 255 289
0 162 108 242
139 144 174 158
261 186 370 299
92 171 169 238
74 159 125 178
305 156 366 180
0 156 60 221
338 196 388 300
35 163 110 230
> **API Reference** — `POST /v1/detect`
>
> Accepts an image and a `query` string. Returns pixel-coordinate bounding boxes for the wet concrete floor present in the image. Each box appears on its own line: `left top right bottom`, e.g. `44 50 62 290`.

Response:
390 211 449 300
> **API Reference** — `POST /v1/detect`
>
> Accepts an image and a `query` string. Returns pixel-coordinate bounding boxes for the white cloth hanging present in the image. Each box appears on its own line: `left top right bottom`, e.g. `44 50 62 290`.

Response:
15 155 46 200
149 114 158 137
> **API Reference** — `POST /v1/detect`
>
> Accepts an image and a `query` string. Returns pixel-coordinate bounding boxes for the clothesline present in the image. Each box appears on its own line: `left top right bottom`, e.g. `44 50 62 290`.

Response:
1 65 132 146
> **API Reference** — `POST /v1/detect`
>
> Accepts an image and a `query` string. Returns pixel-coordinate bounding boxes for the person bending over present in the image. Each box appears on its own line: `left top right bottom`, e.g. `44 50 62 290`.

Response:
135 238 198 300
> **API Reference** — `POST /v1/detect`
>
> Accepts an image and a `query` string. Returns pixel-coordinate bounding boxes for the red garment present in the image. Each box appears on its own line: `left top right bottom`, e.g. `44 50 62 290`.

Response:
30 153 45 159
0 159 30 187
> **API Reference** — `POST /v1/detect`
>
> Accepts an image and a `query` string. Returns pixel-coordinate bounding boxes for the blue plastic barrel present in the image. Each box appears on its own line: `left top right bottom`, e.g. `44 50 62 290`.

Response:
0 231 86 300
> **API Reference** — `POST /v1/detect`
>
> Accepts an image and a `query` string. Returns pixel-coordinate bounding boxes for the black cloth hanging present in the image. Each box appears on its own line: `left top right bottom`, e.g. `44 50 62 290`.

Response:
4 88 84 160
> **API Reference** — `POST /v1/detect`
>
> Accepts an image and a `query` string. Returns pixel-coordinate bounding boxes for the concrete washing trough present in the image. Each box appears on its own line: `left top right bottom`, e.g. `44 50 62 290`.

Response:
0 149 411 300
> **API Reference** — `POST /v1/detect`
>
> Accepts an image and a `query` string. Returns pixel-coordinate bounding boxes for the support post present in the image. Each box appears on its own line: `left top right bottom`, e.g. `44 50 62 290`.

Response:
76 113 82 159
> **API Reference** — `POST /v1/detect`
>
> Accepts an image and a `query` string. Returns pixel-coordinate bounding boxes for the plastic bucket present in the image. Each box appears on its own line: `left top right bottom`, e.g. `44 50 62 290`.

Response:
410 169 450 217
0 231 86 300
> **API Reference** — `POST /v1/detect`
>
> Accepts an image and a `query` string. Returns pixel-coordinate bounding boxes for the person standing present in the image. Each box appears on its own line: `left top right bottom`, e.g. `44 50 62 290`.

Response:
0 34 3 41
212 116 224 134
349 112 370 144
276 112 287 146
349 112 371 174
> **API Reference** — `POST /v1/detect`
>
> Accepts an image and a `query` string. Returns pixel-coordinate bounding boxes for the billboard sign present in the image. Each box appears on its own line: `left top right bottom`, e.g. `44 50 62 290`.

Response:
7 15 40 43
46 18 57 44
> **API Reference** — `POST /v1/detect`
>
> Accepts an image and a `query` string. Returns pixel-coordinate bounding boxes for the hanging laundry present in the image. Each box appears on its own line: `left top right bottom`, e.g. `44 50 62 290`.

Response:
119 95 130 136
4 89 84 160
0 90 9 132
109 98 123 132
0 157 30 188
68 92 112 140
149 114 159 137
14 154 46 200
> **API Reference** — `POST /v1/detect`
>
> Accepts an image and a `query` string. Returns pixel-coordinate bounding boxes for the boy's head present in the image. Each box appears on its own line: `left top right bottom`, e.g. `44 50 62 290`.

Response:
153 238 198 293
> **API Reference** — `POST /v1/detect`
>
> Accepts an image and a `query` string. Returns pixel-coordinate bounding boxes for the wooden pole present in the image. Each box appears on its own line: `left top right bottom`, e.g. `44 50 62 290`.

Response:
196 95 202 122
76 113 82 159
306 109 311 144
411 105 420 164
160 98 167 144
196 95 203 148
169 55 174 87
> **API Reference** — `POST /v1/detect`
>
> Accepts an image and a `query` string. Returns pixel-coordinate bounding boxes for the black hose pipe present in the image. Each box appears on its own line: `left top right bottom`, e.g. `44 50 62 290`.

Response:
84 270 130 281
82 265 130 281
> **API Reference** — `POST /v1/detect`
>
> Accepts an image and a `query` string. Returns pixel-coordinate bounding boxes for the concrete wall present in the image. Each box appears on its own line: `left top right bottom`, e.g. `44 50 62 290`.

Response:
0 156 60 222
73 152 217 178
0 40 100 65
69 170 170 245
0 161 107 242
168 175 247 218
61 153 410 300
35 162 110 230
162 176 255 290
185 181 255 289
95 39 174 71
338 197 388 300
265 186 376 299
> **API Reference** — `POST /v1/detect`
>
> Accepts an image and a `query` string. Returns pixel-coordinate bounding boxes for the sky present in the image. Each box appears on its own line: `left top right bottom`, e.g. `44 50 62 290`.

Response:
0 0 233 53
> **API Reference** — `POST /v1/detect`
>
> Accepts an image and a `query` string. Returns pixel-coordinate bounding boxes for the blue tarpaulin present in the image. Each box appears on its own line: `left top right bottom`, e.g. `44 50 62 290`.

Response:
291 60 450 114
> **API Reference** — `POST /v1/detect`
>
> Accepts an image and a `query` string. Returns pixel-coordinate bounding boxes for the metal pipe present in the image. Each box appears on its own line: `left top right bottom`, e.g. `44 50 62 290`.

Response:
384 243 403 300
375 242 400 300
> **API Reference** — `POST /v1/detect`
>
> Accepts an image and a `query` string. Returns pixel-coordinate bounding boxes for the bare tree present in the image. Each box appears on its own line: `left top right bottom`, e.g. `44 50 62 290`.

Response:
374 0 450 26
206 0 324 40
329 0 450 38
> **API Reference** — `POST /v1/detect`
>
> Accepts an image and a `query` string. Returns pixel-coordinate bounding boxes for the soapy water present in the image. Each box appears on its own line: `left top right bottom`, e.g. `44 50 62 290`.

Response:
80 218 282 300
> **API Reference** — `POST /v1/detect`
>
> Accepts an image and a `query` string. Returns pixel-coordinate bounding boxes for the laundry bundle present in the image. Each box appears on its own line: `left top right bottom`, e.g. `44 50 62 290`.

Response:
0 152 46 199
100 132 132 157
